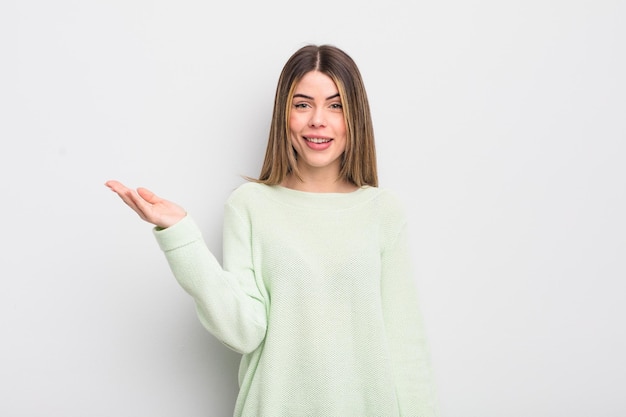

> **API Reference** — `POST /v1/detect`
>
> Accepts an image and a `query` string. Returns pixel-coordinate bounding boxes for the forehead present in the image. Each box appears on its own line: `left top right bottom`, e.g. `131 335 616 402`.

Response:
293 71 339 95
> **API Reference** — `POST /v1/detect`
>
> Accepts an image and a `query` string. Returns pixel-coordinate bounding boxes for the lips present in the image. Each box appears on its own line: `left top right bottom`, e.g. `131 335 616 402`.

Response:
304 136 332 144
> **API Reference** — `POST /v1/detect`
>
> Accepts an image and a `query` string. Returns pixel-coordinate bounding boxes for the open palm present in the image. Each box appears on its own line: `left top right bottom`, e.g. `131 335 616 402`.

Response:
105 180 186 229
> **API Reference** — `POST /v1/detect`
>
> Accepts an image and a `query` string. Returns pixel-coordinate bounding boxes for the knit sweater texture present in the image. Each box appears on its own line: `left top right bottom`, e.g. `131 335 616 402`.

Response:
153 182 438 417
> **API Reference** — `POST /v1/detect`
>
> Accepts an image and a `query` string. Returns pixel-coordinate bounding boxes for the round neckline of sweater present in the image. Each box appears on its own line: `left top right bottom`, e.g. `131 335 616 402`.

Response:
273 184 368 196
261 184 380 210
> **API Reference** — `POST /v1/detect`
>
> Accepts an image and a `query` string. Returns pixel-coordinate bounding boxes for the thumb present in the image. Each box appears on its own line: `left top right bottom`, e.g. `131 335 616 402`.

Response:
136 187 161 204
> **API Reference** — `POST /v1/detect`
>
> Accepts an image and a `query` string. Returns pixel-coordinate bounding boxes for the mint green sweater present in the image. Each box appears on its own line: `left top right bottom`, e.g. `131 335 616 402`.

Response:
154 182 438 416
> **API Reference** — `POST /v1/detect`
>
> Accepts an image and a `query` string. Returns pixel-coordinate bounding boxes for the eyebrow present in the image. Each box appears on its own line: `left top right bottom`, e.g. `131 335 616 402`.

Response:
293 93 341 100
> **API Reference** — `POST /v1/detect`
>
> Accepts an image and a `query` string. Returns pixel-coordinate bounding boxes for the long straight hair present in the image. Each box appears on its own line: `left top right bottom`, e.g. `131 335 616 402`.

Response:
254 44 378 187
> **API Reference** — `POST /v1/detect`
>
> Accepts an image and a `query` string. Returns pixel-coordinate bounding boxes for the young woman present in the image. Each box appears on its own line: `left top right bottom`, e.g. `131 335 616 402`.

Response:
106 44 439 416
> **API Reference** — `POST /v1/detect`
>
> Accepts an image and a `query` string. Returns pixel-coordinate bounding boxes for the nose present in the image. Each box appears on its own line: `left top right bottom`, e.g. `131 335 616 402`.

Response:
309 108 326 127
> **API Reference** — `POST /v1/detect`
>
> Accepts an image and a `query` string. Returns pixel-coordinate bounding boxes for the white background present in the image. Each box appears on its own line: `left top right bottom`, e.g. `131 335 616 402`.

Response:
2 0 625 416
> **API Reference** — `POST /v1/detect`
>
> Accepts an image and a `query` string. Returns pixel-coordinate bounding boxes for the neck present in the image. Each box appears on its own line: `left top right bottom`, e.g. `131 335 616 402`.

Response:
281 173 358 193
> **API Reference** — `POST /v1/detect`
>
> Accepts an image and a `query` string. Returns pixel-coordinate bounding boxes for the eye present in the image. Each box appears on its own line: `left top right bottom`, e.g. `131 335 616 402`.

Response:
329 103 343 110
293 102 310 109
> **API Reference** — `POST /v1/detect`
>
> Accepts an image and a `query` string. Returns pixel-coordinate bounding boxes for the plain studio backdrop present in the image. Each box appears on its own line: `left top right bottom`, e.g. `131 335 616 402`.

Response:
1 0 624 416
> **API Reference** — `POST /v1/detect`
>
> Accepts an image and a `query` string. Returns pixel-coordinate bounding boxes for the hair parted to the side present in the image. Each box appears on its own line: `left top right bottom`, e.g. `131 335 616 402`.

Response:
252 44 378 187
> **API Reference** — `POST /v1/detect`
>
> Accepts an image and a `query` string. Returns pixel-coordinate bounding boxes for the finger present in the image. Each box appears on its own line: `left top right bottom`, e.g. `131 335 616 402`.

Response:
124 188 156 217
105 180 131 195
106 181 149 209
136 187 162 205
107 182 151 219
122 190 148 217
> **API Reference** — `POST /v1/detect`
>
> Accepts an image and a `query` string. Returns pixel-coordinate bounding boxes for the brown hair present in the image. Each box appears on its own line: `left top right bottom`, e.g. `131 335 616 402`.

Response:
253 44 378 187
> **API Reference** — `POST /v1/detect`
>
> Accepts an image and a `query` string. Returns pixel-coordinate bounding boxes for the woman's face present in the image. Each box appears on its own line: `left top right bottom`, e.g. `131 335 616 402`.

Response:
289 71 347 178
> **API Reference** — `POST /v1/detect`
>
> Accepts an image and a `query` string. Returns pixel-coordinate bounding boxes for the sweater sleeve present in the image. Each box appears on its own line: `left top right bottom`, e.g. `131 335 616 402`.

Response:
153 211 267 354
381 222 439 416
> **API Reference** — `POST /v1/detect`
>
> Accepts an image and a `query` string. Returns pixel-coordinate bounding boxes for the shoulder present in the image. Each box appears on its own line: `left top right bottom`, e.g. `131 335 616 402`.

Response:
225 181 269 206
369 186 408 221
369 187 411 247
220 182 271 225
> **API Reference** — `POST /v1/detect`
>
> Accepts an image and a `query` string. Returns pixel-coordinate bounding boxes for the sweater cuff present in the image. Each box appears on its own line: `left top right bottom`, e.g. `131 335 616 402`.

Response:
153 215 203 252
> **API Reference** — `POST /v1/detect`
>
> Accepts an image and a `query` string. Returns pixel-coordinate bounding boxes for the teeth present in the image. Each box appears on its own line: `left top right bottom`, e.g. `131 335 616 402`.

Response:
305 137 331 143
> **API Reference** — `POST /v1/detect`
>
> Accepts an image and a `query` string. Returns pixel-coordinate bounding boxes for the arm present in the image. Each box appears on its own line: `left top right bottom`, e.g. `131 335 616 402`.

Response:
154 208 267 355
105 180 267 354
381 223 440 416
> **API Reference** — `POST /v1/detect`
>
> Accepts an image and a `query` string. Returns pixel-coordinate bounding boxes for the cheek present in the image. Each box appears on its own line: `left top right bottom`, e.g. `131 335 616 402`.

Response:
333 115 347 136
289 113 304 133
339 121 347 135
288 117 301 147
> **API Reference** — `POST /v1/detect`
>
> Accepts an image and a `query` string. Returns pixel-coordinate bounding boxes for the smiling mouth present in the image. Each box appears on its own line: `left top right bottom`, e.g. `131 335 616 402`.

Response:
304 137 332 144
